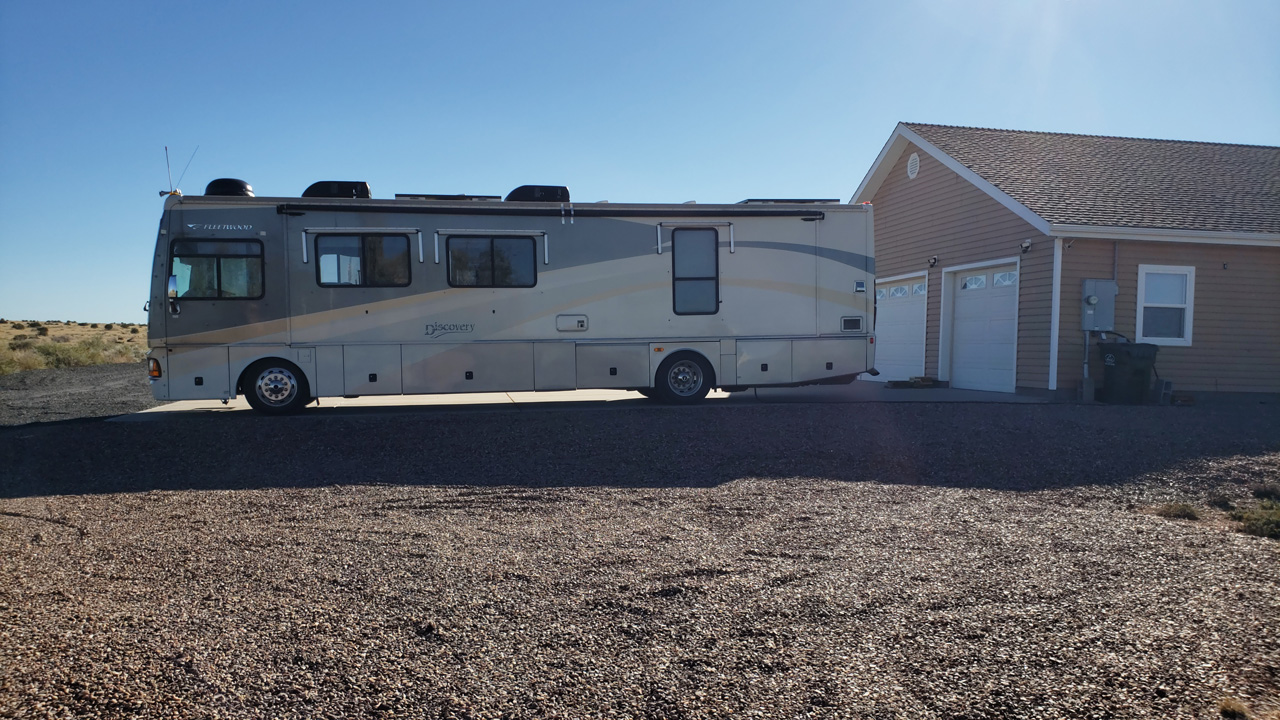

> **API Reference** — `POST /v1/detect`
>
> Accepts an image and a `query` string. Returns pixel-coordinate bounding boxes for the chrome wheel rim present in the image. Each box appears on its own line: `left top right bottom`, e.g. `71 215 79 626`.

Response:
255 367 298 406
667 360 703 397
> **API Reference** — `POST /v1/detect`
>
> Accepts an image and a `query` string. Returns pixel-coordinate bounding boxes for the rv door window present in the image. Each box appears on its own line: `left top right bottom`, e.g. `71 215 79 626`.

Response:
671 228 718 315
316 235 411 287
170 240 263 299
446 236 537 288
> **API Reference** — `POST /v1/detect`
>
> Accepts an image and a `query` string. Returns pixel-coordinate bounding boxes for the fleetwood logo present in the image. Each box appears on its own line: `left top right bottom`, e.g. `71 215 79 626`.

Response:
425 322 475 339
186 223 254 231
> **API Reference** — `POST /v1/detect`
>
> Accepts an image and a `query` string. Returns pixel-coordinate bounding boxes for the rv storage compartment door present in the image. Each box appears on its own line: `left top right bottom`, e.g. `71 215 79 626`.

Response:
166 346 231 400
576 344 650 389
735 341 793 385
344 345 403 395
403 343 535 394
534 343 576 390
792 338 864 383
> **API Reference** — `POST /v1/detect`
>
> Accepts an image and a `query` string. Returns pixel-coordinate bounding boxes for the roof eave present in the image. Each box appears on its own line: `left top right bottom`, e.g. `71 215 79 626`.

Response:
850 123 910 205
1050 224 1280 247
852 123 1053 237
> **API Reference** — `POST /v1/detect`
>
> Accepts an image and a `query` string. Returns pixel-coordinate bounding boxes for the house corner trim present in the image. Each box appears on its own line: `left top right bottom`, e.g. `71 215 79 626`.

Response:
1048 237 1063 391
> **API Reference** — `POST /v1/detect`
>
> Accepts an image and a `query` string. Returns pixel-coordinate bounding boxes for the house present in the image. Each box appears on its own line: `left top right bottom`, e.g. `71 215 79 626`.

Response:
853 123 1280 398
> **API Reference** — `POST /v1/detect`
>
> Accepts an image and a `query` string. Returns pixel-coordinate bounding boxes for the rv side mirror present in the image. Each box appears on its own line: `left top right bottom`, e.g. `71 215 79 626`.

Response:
166 275 182 317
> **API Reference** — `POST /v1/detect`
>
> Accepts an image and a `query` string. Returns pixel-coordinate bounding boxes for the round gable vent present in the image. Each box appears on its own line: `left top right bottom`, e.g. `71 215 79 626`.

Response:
906 152 920 180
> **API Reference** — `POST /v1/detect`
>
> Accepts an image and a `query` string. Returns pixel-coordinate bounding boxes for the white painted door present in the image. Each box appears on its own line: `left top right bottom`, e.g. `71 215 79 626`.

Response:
870 277 927 382
949 266 1017 392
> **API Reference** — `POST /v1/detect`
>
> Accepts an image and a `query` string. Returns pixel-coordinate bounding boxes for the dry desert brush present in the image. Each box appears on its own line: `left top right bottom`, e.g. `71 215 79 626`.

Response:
1232 500 1280 539
0 336 144 374
1153 502 1200 521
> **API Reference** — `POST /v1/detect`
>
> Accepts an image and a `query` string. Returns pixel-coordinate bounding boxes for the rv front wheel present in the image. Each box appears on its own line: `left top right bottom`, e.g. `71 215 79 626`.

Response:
655 352 714 404
243 360 310 415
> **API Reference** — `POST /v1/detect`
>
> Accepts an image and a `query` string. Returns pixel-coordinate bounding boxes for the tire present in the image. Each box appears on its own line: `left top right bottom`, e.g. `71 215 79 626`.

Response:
654 352 714 404
242 359 310 415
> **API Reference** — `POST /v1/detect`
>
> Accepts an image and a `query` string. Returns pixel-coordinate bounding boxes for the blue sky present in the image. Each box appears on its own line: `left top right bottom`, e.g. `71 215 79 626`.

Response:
1 0 1276 322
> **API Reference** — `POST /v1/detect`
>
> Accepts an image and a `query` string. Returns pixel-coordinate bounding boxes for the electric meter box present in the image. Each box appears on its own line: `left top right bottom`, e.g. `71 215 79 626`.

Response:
1082 279 1118 331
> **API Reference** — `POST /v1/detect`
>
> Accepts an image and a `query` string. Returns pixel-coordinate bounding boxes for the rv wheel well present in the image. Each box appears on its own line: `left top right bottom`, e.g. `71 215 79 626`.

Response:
237 358 308 396
653 350 716 404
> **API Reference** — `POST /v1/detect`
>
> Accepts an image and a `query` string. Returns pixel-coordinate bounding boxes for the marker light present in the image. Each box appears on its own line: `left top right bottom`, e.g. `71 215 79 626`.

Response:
148 358 162 378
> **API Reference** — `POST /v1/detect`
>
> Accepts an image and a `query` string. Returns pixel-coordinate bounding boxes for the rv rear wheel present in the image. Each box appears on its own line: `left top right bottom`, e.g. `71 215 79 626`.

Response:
655 352 714 404
243 359 310 415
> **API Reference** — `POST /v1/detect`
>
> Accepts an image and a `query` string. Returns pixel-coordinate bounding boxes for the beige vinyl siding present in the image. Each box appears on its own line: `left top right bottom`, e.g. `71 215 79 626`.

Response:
1058 239 1280 393
1056 239 1116 394
870 143 1051 388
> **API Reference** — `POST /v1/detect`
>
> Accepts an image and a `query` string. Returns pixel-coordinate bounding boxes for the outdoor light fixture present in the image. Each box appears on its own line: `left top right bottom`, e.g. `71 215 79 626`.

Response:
928 256 938 267
1020 240 1032 253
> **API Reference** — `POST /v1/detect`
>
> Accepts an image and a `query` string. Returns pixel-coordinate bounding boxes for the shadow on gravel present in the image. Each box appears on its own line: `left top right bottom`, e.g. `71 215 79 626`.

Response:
1 402 1278 499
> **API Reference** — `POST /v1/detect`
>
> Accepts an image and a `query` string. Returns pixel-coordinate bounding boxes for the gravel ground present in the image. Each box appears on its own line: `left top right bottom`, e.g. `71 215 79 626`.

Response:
1 366 1278 719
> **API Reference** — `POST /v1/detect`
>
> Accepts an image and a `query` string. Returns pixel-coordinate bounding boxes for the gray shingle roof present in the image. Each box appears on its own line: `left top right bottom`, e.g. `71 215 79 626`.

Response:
905 123 1280 235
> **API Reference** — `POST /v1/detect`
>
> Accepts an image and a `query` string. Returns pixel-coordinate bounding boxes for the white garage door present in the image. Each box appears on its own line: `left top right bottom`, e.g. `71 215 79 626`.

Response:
870 277 926 382
949 266 1017 392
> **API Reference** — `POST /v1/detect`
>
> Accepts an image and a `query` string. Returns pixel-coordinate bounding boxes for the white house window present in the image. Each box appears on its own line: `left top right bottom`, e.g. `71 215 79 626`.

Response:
912 282 926 296
1137 264 1194 346
961 274 986 290
875 288 886 300
889 285 908 298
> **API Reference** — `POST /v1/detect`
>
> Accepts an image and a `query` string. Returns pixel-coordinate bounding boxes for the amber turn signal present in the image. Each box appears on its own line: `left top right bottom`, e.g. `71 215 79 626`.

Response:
148 358 162 378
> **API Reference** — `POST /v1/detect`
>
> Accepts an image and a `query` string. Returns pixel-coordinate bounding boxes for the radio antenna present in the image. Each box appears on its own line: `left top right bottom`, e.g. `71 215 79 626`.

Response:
159 145 199 197
165 146 174 193
174 145 199 191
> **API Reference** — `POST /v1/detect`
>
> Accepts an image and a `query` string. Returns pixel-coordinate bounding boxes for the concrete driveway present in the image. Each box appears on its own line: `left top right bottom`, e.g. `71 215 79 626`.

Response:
118 381 1048 420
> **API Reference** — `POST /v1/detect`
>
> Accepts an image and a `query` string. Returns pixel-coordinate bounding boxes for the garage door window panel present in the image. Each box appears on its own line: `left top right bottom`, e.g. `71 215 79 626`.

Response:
1137 265 1194 346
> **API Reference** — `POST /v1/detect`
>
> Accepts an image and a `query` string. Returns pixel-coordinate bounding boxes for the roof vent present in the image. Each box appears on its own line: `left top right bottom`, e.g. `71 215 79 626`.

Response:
505 185 570 203
204 178 254 197
302 181 372 199
907 153 920 180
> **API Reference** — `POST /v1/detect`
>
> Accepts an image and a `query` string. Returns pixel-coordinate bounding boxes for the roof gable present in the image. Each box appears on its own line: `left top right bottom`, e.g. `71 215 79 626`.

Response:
854 123 1280 239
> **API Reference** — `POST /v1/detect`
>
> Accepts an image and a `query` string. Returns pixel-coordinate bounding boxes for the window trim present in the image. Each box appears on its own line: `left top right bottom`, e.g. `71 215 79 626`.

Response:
169 238 265 300
314 233 412 288
671 227 720 315
1136 264 1195 346
444 235 538 289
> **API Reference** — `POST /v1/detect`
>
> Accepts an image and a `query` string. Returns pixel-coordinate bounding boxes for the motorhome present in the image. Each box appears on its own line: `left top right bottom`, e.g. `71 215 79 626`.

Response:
146 180 876 414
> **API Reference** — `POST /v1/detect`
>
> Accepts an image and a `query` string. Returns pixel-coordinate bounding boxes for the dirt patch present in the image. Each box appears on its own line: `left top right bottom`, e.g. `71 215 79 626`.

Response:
0 362 157 426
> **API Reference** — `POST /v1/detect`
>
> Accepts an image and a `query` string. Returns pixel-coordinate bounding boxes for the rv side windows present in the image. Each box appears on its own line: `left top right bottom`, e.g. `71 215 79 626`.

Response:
316 235 411 287
671 228 718 314
446 236 537 288
170 240 264 299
